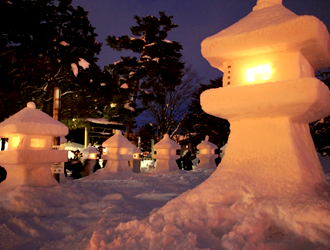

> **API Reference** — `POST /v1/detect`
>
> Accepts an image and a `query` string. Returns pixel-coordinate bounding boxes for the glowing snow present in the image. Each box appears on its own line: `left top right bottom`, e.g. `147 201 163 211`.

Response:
102 130 134 172
0 102 68 190
1 1 330 249
154 134 180 171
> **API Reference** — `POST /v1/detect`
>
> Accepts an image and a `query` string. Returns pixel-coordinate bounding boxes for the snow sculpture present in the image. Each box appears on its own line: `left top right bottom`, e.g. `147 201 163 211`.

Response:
81 143 99 176
196 136 218 169
0 102 68 190
90 2 330 249
200 0 330 189
154 134 180 171
101 130 133 172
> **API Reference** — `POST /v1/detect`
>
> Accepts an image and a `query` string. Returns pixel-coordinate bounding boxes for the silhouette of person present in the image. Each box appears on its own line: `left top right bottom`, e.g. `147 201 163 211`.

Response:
0 166 7 182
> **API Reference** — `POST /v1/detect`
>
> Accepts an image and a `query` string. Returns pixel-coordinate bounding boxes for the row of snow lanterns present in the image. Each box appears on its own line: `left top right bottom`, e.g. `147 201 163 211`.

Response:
0 102 219 190
101 131 219 172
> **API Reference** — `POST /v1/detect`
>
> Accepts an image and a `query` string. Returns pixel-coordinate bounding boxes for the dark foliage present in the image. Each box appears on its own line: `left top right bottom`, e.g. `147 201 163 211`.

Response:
0 0 102 126
181 77 230 148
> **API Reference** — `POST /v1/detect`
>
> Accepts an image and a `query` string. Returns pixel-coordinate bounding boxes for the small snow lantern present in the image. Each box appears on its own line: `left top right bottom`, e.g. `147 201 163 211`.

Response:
82 143 99 160
153 134 180 171
0 102 68 190
102 130 133 172
197 136 218 169
81 143 100 176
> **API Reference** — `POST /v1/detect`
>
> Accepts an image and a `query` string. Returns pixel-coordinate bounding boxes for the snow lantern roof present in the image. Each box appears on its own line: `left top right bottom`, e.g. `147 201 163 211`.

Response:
197 136 217 150
0 102 68 137
201 0 330 71
102 130 134 149
81 143 99 155
154 134 180 149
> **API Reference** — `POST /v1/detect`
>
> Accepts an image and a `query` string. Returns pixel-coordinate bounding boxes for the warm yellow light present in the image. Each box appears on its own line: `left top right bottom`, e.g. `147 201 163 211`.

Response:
89 153 97 159
10 136 21 148
200 149 210 154
246 64 272 82
30 138 46 148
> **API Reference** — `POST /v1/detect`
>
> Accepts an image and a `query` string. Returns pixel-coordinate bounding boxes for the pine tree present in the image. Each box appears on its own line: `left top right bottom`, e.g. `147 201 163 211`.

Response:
105 11 184 137
0 0 102 124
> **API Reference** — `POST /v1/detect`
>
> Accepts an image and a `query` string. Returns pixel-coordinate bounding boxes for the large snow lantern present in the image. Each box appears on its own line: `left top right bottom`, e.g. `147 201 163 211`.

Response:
200 0 330 188
102 130 133 172
197 136 218 169
202 0 329 87
154 134 180 171
0 102 68 190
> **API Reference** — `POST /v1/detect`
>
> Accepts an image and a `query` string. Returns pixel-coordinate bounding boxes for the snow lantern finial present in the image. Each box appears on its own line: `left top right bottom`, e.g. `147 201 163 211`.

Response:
253 0 282 11
27 102 36 109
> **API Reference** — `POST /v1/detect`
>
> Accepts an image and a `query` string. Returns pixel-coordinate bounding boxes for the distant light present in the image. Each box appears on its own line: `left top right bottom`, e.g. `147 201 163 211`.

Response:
246 64 272 83
89 153 97 159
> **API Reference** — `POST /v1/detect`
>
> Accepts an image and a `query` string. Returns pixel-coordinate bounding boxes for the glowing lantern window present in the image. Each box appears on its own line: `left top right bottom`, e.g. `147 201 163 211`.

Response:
246 64 272 83
89 153 98 159
30 138 46 148
10 136 21 148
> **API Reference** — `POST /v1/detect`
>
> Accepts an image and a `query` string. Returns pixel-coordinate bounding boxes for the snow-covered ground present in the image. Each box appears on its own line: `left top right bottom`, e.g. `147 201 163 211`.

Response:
0 165 212 250
0 156 329 250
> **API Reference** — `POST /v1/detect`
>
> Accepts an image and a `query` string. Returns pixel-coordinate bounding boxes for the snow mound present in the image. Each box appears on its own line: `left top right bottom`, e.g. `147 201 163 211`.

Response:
98 168 330 250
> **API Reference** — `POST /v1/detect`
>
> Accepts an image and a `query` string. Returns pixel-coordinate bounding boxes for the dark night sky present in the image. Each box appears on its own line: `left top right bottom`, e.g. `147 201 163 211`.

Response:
72 0 330 83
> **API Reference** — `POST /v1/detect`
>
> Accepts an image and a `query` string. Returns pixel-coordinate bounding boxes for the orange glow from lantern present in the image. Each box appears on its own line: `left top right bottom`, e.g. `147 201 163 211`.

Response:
10 136 21 148
89 153 97 159
200 149 210 154
246 64 272 83
133 153 139 159
30 138 46 148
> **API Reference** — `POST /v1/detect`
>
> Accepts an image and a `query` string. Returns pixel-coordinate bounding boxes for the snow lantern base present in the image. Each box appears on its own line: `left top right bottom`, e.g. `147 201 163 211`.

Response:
201 77 330 191
0 164 59 191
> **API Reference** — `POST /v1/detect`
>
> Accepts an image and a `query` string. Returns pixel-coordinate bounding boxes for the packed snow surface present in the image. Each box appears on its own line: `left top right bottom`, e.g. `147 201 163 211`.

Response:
0 156 329 250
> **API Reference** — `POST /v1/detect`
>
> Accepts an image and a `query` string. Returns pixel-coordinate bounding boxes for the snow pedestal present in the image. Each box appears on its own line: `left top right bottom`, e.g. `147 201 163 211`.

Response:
201 77 330 188
81 144 99 176
101 130 133 172
0 102 68 190
196 136 218 169
154 134 180 171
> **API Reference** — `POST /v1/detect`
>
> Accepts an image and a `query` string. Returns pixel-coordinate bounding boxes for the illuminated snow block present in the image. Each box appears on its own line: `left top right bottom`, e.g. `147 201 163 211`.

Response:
102 130 133 172
221 51 314 86
0 102 68 190
201 2 330 87
154 134 180 171
197 136 218 169
200 0 330 190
